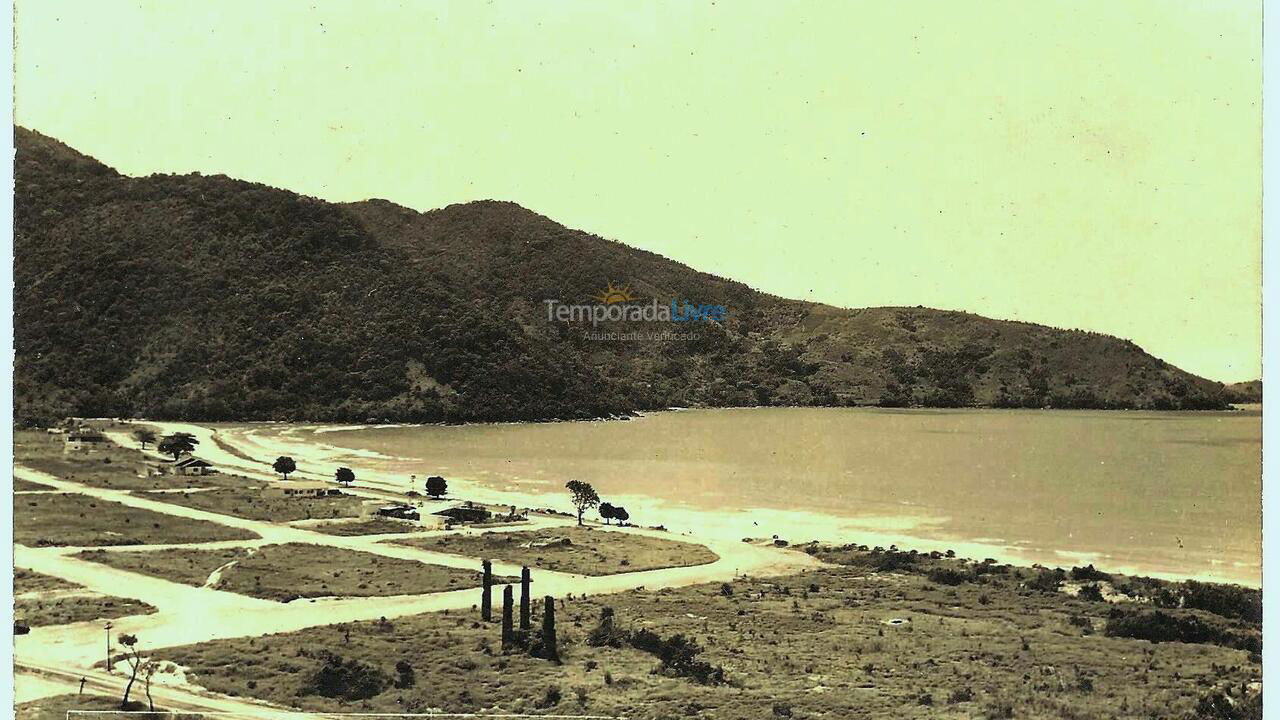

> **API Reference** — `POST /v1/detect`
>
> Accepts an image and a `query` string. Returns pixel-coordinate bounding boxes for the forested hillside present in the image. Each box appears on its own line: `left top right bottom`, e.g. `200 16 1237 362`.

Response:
14 127 1232 424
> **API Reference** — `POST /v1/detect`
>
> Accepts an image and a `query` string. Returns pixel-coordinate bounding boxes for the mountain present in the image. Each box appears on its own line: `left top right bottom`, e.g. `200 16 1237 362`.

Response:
1224 380 1262 404
13 127 1232 425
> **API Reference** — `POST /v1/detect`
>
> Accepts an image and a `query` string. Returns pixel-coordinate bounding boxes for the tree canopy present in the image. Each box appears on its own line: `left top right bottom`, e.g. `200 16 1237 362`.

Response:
425 475 448 498
335 467 355 486
157 432 198 461
273 456 297 480
566 480 600 526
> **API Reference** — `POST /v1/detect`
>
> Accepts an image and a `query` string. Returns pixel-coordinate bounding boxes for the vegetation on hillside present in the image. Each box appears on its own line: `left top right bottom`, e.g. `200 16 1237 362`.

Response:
15 127 1231 423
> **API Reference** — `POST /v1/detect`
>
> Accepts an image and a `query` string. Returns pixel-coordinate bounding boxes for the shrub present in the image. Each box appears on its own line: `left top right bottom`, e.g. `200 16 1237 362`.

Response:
927 567 974 586
537 685 562 708
1077 584 1105 602
1025 568 1065 593
300 653 390 700
947 687 975 704
1070 564 1112 582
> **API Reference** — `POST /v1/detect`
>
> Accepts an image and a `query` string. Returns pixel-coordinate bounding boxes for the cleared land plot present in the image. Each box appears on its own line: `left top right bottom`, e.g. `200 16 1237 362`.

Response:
14 568 80 594
141 488 364 522
14 493 259 547
156 559 1260 719
309 518 424 536
76 547 250 588
15 430 262 492
392 526 718 575
15 593 157 627
77 543 497 602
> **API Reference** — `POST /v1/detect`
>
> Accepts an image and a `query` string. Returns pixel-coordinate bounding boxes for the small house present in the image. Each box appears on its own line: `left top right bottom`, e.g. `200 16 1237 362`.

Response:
375 504 421 521
432 502 492 524
63 430 108 453
264 481 340 498
172 458 217 476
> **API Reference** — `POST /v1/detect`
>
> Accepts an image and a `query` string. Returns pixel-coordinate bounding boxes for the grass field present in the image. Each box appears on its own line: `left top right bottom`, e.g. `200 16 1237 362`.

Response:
14 567 158 628
156 549 1259 719
15 593 158 627
391 526 718 576
77 543 498 602
75 547 251 588
13 493 259 547
309 518 424 536
15 568 82 593
139 488 364 522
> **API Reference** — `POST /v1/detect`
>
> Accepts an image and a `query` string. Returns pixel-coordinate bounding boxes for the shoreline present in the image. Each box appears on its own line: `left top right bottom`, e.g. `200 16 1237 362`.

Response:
113 416 1262 589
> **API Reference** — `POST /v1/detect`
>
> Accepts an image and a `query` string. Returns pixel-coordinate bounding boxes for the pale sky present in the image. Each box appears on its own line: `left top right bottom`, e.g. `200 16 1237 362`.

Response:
14 0 1261 381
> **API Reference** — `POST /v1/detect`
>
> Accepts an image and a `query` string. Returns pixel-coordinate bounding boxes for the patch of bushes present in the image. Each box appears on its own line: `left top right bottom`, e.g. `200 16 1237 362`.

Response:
927 567 975 586
628 629 726 685
299 652 390 701
1070 564 1112 582
1104 610 1261 653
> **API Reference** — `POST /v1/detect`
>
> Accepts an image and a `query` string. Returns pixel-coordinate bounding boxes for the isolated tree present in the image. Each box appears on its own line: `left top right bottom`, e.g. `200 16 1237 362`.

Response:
335 467 355 487
157 432 198 461
613 506 630 526
566 480 600 526
273 456 297 480
131 429 157 450
117 633 144 709
142 660 159 711
598 502 616 525
425 475 448 499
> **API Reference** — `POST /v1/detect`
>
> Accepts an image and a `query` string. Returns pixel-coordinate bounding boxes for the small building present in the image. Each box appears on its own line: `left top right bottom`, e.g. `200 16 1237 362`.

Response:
264 481 340 498
172 458 217 476
63 430 108 453
432 502 492 524
376 504 420 521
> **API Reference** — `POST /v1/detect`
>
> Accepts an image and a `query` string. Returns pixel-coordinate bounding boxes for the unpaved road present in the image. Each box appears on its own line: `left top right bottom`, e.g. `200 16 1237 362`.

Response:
14 441 822 710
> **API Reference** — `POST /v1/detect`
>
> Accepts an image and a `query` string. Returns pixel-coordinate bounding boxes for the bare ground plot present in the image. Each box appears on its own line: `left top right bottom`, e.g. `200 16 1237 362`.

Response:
156 561 1260 720
15 593 158 628
75 547 251 588
14 493 259 547
15 430 259 492
309 518 424 536
392 526 718 576
15 568 81 593
139 488 364 522
77 543 498 602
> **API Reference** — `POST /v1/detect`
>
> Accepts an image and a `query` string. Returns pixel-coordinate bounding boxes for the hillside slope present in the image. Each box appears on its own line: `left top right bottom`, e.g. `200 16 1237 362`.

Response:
14 127 1230 424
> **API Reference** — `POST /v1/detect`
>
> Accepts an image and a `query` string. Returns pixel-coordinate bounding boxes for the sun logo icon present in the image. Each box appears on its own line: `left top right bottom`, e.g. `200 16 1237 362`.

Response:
592 281 637 304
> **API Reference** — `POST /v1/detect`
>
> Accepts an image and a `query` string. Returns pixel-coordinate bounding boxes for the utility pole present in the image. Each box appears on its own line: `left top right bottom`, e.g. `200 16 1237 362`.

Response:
103 621 113 672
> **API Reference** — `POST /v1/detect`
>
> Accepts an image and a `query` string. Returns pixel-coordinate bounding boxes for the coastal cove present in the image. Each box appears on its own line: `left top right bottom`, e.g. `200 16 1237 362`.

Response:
162 407 1260 587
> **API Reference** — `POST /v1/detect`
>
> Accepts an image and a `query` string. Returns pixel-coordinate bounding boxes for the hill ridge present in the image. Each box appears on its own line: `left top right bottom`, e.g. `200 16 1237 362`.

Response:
13 126 1232 423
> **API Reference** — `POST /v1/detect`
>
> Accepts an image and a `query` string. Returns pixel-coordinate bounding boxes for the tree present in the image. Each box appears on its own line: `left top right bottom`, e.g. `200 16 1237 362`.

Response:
142 660 159 711
117 633 144 709
157 432 197 461
131 429 157 450
425 475 448 499
613 506 630 526
335 467 355 487
273 456 297 480
598 502 616 525
565 480 600 526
